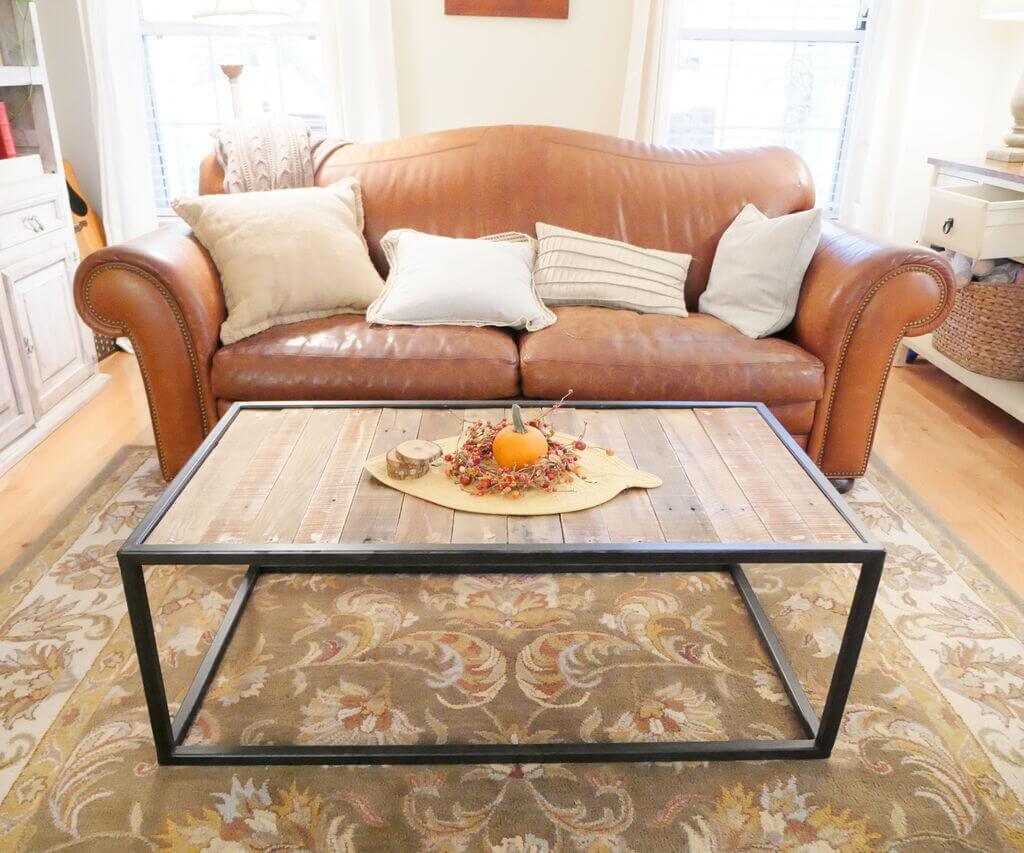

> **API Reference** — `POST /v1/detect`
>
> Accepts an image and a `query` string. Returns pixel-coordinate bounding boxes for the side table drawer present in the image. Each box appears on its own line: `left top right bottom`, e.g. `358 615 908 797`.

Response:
921 183 1024 259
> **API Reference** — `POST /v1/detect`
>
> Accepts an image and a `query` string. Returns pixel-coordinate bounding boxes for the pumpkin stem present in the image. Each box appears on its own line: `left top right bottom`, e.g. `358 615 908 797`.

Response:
511 404 528 433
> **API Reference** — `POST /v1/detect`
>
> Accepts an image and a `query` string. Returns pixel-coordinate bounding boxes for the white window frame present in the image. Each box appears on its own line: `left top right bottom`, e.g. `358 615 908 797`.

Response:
655 3 871 216
138 17 322 217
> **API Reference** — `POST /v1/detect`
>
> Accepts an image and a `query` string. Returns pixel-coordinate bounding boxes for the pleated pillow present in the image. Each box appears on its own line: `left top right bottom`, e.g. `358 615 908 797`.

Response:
532 222 691 317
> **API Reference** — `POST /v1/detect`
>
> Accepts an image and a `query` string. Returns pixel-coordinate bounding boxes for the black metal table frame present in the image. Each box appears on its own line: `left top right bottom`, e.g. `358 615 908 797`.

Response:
118 400 885 766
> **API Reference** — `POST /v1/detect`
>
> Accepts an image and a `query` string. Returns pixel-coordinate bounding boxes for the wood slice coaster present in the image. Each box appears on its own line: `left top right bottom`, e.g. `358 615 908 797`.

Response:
386 440 442 479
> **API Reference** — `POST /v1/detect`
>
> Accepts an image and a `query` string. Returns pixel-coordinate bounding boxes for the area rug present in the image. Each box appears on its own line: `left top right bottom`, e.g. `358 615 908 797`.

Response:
1 448 1024 851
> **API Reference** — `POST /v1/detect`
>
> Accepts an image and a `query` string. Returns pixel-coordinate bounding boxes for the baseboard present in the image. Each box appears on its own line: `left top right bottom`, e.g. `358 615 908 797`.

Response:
0 372 111 478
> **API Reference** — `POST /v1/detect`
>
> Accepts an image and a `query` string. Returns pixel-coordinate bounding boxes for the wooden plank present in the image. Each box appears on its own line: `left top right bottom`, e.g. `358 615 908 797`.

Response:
202 409 313 543
295 409 381 544
450 408 508 545
731 408 858 542
695 408 816 543
507 513 564 543
393 408 457 544
548 407 609 544
147 410 276 545
617 409 717 543
248 410 350 544
577 409 665 544
659 410 773 543
340 408 422 544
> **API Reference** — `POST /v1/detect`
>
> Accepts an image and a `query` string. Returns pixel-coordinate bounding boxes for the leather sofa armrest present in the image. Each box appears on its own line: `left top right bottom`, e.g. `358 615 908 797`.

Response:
789 219 954 477
74 225 226 479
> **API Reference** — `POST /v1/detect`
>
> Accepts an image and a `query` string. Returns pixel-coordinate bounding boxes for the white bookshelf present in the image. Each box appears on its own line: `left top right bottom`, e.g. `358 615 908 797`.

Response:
0 66 44 87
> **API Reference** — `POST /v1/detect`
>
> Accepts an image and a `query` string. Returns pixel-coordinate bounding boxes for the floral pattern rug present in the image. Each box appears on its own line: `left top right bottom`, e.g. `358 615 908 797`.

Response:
1 447 1024 851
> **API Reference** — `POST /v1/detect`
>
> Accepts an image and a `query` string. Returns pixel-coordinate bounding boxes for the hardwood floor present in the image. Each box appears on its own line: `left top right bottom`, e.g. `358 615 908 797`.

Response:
0 353 152 573
876 360 1024 597
1 351 1022 599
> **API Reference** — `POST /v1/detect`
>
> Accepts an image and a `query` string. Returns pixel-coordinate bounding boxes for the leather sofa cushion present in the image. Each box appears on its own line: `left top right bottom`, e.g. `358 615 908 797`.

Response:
519 307 824 406
212 314 520 401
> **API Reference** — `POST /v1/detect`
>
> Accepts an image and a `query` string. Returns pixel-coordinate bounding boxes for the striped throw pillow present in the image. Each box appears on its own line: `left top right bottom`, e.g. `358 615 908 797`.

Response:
532 222 691 317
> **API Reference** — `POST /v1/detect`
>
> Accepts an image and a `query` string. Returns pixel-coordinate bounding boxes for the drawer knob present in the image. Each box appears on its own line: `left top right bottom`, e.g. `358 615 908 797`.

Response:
942 217 955 235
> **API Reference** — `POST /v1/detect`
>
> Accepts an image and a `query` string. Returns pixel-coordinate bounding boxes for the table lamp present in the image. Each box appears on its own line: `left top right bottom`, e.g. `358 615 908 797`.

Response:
192 0 302 117
980 0 1024 162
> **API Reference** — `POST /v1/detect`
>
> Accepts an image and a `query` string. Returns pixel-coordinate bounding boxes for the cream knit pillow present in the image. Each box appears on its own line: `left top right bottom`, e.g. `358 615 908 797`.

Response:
172 178 384 345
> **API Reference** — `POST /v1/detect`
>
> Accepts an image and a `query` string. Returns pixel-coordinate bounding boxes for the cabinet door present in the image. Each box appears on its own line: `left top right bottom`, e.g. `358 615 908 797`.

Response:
0 300 33 448
2 247 90 416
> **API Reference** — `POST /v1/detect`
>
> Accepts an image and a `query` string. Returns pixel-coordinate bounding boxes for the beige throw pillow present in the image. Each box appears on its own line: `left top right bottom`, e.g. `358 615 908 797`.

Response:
698 204 823 339
172 178 384 345
533 222 691 317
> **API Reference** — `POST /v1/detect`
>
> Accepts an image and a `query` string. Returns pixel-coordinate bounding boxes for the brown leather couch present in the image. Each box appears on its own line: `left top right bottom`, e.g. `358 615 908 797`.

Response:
74 125 953 484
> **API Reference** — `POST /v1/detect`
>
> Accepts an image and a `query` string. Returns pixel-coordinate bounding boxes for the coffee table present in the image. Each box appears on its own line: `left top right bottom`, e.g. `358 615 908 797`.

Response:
118 401 883 766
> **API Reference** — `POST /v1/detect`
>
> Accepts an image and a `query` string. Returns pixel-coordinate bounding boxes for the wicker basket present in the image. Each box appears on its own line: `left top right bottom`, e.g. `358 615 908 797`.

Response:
933 281 1024 380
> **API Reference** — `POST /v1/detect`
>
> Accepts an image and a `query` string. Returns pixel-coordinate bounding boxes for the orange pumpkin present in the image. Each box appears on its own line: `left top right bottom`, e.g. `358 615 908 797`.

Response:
492 404 548 470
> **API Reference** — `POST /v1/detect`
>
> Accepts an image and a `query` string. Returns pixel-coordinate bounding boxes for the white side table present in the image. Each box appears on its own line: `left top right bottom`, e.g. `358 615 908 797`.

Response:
895 156 1024 423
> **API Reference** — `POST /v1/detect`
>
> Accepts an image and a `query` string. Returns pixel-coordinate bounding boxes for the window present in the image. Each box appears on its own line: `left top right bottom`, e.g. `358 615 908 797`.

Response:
138 1 326 213
659 1 870 215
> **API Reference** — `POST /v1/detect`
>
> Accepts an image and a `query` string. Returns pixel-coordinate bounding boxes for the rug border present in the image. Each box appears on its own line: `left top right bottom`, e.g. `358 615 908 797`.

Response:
869 454 1024 615
0 444 150 585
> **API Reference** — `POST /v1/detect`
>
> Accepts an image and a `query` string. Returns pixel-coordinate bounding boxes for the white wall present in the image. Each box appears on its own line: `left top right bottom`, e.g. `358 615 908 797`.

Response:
390 0 634 136
37 0 1024 246
879 5 1024 243
35 1 102 216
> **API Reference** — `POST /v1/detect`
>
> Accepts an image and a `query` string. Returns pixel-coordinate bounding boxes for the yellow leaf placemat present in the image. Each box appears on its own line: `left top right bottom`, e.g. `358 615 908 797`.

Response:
364 432 661 516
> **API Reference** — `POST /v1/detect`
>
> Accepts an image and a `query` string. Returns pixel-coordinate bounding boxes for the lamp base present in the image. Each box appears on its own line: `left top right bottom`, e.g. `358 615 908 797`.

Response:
987 146 1024 163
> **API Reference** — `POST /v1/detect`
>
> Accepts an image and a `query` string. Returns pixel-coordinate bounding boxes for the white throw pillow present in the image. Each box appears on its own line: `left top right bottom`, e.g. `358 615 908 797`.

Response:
367 230 556 331
533 222 691 317
172 178 383 345
698 204 823 339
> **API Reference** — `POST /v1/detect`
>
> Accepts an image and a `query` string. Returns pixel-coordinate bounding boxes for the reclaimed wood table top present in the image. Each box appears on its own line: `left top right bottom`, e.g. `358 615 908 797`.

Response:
142 403 862 549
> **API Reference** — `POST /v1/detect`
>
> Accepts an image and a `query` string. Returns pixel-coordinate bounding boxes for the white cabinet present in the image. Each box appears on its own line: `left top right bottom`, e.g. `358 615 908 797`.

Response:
0 1 108 476
0 186 106 475
2 246 89 416
0 296 32 448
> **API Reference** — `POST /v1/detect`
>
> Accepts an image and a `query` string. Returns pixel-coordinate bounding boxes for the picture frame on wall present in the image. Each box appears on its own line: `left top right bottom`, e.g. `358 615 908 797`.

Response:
444 0 569 19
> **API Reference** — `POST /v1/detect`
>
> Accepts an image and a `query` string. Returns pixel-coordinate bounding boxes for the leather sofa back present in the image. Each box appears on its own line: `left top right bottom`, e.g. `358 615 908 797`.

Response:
200 124 815 309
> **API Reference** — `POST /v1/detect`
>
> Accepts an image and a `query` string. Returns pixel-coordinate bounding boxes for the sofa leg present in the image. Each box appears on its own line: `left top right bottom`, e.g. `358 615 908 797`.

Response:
829 478 855 495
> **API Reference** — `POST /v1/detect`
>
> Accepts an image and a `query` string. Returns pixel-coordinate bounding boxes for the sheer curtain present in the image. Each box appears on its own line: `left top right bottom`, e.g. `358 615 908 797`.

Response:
320 0 400 141
76 0 158 243
837 0 931 237
618 0 669 144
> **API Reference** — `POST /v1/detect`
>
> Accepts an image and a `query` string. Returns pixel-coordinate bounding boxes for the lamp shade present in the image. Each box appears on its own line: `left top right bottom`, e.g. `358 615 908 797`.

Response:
192 0 301 26
980 0 1024 20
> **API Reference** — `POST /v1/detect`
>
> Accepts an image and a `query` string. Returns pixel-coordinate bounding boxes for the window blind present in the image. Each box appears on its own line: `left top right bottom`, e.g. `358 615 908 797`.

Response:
663 0 870 214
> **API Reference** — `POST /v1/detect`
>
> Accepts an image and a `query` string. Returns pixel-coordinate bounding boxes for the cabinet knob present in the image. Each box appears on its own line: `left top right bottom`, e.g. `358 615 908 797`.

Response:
942 217 955 235
23 336 33 356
